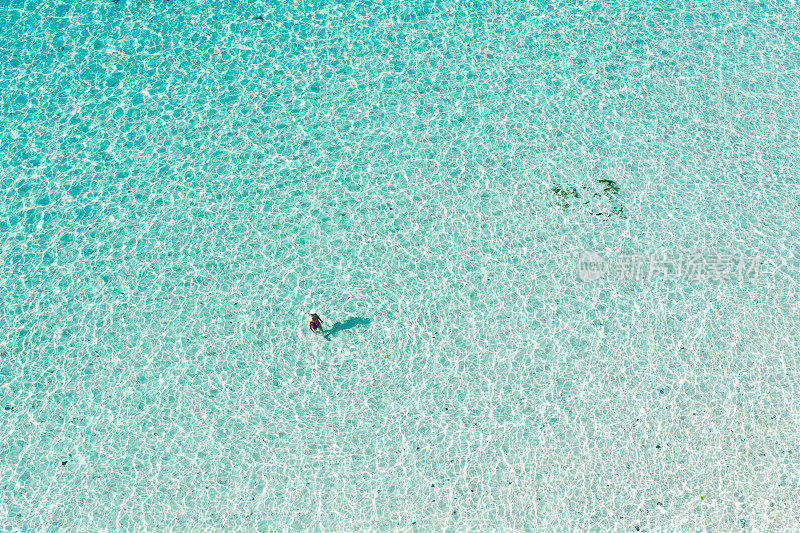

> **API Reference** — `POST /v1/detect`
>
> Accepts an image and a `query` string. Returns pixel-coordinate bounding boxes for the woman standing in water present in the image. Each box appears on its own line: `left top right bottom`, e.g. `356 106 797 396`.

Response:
309 313 325 336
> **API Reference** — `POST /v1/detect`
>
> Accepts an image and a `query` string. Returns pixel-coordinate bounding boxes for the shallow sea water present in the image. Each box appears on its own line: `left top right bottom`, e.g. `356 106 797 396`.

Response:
2 0 800 530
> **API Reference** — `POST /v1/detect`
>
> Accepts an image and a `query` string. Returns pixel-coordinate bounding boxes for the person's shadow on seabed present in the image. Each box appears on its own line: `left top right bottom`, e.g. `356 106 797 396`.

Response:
326 317 371 337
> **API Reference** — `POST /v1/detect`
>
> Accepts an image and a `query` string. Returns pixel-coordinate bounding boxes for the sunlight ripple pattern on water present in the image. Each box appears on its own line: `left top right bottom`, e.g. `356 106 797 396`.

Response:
1 0 799 530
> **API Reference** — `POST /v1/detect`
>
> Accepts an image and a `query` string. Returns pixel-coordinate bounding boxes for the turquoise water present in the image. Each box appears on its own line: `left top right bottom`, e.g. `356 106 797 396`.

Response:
2 0 800 529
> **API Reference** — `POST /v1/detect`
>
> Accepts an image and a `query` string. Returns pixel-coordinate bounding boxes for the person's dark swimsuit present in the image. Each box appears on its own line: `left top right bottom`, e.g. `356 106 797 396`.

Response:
309 314 322 332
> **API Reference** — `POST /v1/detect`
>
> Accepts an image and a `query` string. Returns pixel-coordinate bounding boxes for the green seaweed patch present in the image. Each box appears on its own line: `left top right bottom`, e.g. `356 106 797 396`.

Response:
552 185 579 209
592 206 628 219
552 181 627 219
597 179 620 197
553 185 579 198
